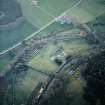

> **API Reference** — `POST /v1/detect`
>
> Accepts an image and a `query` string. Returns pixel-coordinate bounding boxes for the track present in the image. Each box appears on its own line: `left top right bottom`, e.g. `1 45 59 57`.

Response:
28 66 50 76
0 0 82 56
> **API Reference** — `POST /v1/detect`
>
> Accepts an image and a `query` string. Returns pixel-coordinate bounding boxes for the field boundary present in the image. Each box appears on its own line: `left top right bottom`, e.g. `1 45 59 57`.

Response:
0 0 82 56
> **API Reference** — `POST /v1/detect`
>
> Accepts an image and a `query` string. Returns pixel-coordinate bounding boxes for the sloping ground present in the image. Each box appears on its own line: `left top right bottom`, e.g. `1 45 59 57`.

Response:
87 13 105 43
0 58 9 72
28 45 59 74
35 21 73 37
0 0 78 53
14 69 48 105
38 0 78 17
0 0 22 25
18 0 105 27
0 0 38 52
0 1 105 105
0 21 37 52
17 0 53 28
93 14 105 33
17 0 79 27
1 0 105 53
28 38 90 74
67 0 105 23
65 78 87 105
56 39 90 55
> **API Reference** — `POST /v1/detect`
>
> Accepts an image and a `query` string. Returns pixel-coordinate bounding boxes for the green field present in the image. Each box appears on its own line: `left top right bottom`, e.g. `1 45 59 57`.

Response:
65 77 86 105
63 64 87 105
18 0 105 27
67 0 105 23
0 58 9 72
28 38 90 74
1 0 105 52
28 45 59 74
0 21 37 52
56 39 90 55
0 0 79 53
93 13 105 33
1 0 105 105
15 69 48 104
17 0 79 27
35 21 73 37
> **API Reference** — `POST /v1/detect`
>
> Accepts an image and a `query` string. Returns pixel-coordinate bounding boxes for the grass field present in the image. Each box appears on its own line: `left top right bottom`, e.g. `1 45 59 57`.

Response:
28 45 59 74
38 0 79 16
95 25 105 33
15 69 48 104
0 0 79 53
28 38 90 74
1 0 105 105
65 78 86 105
67 0 105 24
17 0 53 28
56 39 90 55
18 0 105 27
1 0 105 53
64 65 87 105
0 58 9 72
35 21 73 37
0 21 37 52
17 0 79 27
93 13 105 33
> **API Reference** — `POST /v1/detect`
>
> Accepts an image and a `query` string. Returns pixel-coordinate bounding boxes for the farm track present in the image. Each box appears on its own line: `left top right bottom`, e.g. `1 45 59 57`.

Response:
0 0 82 56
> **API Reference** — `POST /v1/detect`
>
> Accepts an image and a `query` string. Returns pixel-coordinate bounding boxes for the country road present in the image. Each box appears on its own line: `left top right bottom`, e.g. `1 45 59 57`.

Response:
0 0 82 56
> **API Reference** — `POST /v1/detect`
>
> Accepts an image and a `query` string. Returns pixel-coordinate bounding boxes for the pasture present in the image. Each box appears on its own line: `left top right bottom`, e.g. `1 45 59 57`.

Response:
28 45 59 74
1 0 104 52
57 39 90 55
0 0 105 105
0 21 37 52
67 0 105 23
28 38 90 74
17 0 79 27
35 21 73 37
14 69 48 105
0 58 9 72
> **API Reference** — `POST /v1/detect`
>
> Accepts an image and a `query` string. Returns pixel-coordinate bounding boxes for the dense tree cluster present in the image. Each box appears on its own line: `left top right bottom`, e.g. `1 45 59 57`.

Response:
82 51 105 105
